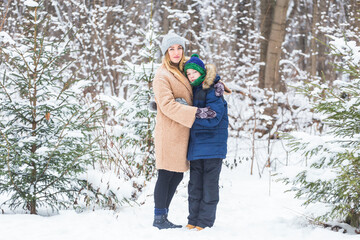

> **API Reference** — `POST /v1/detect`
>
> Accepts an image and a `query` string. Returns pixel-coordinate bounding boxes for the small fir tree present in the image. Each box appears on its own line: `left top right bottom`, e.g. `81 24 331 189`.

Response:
282 35 360 227
0 2 102 214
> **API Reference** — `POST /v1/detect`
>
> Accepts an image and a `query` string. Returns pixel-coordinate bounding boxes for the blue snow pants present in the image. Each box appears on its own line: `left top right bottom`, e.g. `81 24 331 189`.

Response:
187 158 222 228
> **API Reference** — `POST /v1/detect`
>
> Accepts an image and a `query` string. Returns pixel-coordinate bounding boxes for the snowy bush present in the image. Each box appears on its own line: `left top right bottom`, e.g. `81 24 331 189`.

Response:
281 35 360 227
96 23 159 200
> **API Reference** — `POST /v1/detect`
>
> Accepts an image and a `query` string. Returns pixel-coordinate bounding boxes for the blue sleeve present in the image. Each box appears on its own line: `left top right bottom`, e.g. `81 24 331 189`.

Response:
193 89 225 128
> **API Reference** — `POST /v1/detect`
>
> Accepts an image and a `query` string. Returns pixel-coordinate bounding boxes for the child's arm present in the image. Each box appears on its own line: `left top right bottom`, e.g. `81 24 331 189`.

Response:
192 89 226 128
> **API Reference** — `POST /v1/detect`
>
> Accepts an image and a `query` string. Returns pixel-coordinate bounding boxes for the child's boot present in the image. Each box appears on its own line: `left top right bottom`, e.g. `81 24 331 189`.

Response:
195 226 204 231
186 224 196 230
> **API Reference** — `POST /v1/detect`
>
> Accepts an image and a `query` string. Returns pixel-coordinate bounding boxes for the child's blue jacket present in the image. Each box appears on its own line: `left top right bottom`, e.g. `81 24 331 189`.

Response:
187 64 229 161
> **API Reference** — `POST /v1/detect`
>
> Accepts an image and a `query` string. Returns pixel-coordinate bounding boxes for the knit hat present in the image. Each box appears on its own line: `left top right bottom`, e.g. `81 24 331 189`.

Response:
160 32 186 55
184 54 206 87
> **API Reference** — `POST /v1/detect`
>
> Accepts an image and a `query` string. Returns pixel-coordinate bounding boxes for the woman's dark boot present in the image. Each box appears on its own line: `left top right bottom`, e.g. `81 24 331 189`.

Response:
153 214 182 229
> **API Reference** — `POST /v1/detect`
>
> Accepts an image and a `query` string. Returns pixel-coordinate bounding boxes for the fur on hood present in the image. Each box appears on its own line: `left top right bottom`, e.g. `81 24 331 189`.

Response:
203 64 232 95
182 56 232 94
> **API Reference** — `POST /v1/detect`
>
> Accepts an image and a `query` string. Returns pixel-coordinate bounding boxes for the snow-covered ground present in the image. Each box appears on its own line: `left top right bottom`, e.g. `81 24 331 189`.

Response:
0 160 358 240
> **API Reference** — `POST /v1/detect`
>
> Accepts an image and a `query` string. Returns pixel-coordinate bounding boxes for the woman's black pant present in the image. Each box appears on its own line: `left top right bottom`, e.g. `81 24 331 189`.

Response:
187 158 222 228
154 169 183 211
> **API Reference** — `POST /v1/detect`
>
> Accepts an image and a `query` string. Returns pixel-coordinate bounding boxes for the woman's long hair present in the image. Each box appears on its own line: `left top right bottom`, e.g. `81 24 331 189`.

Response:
162 51 187 82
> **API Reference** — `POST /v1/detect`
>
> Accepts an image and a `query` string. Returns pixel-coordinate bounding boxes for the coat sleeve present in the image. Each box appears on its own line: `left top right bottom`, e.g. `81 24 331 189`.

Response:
193 89 226 128
153 75 197 128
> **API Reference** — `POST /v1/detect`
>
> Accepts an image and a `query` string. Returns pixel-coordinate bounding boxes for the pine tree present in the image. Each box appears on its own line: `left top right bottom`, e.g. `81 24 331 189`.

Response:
282 35 360 227
0 2 102 214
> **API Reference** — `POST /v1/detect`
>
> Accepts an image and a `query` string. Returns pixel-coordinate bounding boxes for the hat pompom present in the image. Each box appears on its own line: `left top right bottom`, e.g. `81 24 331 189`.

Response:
191 53 200 58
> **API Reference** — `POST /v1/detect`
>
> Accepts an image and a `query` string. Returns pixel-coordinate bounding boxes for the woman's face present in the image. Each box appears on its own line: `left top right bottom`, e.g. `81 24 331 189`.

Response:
167 44 183 64
186 69 201 82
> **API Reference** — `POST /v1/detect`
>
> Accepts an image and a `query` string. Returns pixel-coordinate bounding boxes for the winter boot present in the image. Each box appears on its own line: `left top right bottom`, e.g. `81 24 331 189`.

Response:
164 208 181 228
153 215 182 229
185 224 196 230
195 226 204 231
166 217 182 228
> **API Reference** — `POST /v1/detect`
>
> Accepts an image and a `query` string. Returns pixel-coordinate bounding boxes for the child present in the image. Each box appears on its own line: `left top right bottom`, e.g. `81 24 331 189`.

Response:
184 54 231 230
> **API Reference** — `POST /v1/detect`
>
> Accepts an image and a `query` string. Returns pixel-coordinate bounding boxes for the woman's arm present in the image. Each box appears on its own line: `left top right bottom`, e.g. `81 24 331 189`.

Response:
153 76 197 128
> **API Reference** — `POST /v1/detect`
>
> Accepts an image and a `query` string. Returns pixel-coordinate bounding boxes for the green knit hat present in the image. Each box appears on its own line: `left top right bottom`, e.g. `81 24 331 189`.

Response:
184 54 206 86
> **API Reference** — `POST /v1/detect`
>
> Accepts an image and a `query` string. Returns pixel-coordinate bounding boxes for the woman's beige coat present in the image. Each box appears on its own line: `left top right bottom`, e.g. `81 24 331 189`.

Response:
153 64 197 172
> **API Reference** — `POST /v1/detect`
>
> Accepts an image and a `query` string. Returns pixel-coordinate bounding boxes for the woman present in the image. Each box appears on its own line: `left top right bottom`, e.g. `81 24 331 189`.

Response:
152 33 215 229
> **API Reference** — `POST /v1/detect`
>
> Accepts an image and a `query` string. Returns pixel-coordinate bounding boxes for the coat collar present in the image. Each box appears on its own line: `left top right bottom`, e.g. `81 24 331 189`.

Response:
178 72 193 96
160 64 193 97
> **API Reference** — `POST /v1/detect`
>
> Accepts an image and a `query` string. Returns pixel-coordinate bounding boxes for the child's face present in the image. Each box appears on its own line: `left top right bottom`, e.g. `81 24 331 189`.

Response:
186 69 201 82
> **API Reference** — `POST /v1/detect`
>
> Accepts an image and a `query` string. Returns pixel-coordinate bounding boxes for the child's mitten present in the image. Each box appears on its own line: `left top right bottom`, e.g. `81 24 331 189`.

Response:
196 107 217 119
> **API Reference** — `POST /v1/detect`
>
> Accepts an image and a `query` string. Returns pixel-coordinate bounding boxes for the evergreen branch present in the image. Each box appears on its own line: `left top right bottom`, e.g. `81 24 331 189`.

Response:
36 56 75 95
0 77 34 122
7 105 33 124
0 128 21 159
0 130 25 198
8 48 31 86
0 70 12 101
36 136 100 195
36 188 78 200
37 102 101 181
37 109 80 181
325 88 346 104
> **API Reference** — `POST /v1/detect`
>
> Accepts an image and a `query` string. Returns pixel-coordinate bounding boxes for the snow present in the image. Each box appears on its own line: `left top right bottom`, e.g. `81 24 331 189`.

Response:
0 32 15 45
24 0 39 7
0 161 358 240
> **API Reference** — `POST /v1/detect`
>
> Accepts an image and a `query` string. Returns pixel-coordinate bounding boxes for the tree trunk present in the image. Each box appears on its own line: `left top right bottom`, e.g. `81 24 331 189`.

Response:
264 0 289 91
316 0 327 83
346 211 360 228
310 0 318 78
259 0 274 89
30 6 39 215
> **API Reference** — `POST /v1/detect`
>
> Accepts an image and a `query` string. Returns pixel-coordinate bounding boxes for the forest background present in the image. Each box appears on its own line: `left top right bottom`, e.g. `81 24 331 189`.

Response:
1 0 360 230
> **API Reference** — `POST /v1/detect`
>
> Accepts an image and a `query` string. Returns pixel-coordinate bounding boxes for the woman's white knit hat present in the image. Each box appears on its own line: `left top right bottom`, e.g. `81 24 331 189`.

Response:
160 32 186 55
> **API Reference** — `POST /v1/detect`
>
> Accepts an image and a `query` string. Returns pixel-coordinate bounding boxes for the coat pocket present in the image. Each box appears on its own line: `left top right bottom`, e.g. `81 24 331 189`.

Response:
193 128 228 144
